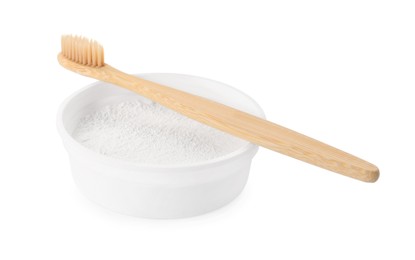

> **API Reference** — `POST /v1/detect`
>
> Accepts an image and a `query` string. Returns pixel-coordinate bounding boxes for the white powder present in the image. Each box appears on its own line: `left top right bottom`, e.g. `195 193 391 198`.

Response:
72 100 247 165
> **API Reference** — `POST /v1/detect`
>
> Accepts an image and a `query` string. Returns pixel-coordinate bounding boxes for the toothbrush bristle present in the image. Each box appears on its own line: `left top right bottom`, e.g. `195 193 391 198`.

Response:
61 35 104 67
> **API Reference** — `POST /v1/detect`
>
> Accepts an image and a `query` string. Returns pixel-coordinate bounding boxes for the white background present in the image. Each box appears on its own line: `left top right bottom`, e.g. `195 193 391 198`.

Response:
1 0 414 259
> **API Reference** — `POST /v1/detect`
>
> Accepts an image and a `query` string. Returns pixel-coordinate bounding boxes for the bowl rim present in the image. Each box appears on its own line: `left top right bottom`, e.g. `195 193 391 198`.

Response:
57 73 265 171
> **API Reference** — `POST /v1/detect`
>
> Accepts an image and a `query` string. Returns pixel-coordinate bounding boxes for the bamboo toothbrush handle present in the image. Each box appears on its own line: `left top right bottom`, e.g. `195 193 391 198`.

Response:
58 55 379 182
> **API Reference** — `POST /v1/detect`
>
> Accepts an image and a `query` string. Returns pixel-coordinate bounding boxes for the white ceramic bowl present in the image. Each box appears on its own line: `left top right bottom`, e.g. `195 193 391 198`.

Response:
57 73 265 219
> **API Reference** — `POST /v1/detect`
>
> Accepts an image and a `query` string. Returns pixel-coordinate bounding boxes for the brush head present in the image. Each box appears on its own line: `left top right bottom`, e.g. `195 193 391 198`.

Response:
61 35 104 67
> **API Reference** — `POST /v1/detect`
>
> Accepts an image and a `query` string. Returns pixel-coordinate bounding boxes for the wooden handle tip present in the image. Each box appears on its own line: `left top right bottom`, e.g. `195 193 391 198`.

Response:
361 166 380 183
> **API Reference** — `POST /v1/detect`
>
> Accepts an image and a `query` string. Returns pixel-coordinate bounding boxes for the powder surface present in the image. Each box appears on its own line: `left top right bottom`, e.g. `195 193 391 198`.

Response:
72 100 247 165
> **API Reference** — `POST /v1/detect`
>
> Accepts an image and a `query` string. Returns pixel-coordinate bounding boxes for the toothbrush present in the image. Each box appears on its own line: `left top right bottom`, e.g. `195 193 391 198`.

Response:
58 35 379 182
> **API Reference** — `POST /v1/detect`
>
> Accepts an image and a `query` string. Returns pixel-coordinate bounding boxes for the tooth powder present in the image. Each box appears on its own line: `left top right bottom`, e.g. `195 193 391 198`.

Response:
72 100 246 165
